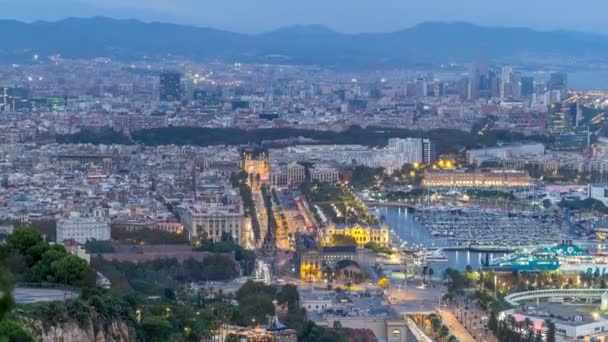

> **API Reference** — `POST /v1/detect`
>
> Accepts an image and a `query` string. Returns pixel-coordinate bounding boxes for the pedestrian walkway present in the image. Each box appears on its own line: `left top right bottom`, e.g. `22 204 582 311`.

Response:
439 310 475 342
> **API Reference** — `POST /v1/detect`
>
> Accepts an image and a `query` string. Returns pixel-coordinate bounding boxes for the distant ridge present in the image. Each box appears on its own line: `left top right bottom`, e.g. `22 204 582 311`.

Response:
1 17 608 68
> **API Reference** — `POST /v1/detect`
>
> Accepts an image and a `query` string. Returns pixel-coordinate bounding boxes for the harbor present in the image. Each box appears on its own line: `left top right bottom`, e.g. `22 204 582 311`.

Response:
414 206 566 246
377 206 513 273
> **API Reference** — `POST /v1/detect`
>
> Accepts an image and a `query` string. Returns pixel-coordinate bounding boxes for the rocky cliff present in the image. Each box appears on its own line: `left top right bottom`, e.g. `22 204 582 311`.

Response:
21 316 133 342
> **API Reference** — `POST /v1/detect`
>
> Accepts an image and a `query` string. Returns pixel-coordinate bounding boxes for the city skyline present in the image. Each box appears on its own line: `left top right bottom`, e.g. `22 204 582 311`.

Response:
2 0 608 34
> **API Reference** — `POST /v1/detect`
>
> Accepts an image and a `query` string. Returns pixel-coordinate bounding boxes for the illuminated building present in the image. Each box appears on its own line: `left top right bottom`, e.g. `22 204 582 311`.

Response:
549 110 571 135
422 139 437 163
295 234 323 280
324 223 390 248
422 169 532 188
553 127 590 151
299 249 323 280
243 153 270 184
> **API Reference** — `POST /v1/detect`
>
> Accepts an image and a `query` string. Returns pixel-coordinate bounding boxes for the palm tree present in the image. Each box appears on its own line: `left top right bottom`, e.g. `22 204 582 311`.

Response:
430 316 442 336
523 317 533 331
543 319 556 342
507 315 517 332
512 269 520 285
439 325 450 341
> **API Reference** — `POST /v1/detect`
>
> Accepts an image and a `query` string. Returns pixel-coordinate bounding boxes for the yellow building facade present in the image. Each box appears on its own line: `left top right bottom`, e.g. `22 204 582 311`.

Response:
324 223 390 248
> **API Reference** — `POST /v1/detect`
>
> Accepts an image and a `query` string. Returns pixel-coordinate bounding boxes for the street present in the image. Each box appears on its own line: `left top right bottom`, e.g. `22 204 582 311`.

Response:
439 310 475 342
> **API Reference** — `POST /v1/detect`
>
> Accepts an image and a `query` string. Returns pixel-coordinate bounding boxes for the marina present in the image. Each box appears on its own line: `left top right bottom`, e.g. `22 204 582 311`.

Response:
414 206 566 246
377 206 511 273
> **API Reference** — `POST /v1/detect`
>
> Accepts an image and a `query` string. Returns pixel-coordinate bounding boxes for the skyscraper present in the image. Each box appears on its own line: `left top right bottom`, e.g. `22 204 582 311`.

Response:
500 65 513 99
422 139 437 164
511 72 522 100
459 77 471 101
160 72 181 101
548 72 568 99
568 103 579 128
488 69 500 98
471 50 486 100
521 77 534 97
415 77 427 98
549 103 571 134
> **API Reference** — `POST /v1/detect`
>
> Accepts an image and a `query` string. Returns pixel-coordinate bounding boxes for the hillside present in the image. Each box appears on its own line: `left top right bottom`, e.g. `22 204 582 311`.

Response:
2 17 608 67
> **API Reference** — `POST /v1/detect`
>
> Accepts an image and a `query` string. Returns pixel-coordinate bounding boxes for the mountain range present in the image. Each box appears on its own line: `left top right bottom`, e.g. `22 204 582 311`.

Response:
2 17 608 68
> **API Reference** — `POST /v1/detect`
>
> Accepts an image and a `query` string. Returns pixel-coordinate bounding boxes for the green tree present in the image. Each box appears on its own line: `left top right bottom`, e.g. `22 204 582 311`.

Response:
534 329 543 342
544 319 556 342
29 246 67 282
4 228 43 256
488 310 498 332
140 316 173 342
439 325 450 340
0 320 34 342
51 255 89 285
277 284 299 312
331 235 357 246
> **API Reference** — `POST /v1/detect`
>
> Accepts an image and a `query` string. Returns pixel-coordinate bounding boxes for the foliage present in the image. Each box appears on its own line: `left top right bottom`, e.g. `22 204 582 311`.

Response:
235 281 277 325
364 241 392 254
194 237 255 275
111 227 189 245
276 284 300 313
140 316 173 342
443 268 465 294
559 197 608 214
131 125 549 155
84 240 115 254
230 171 260 241
56 128 132 145
261 184 278 248
350 166 384 189
3 228 91 286
465 189 516 201
305 182 377 225
0 320 34 342
331 235 357 247
92 256 239 294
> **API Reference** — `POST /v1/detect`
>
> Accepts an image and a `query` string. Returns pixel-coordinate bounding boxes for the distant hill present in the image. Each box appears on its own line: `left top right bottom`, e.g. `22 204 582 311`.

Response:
2 17 608 68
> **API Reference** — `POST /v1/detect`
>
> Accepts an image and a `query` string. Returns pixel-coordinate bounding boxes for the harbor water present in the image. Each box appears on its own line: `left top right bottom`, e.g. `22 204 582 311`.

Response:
376 206 508 274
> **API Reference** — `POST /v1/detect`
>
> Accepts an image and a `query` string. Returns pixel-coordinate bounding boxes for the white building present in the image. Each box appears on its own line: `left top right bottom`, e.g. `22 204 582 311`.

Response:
310 164 339 184
270 162 306 188
268 139 432 175
588 183 608 206
466 143 545 166
387 138 423 165
300 290 334 313
56 215 111 244
180 201 244 243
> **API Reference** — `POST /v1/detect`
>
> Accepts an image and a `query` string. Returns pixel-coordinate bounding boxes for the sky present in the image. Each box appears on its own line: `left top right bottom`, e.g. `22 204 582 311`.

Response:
1 0 607 34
